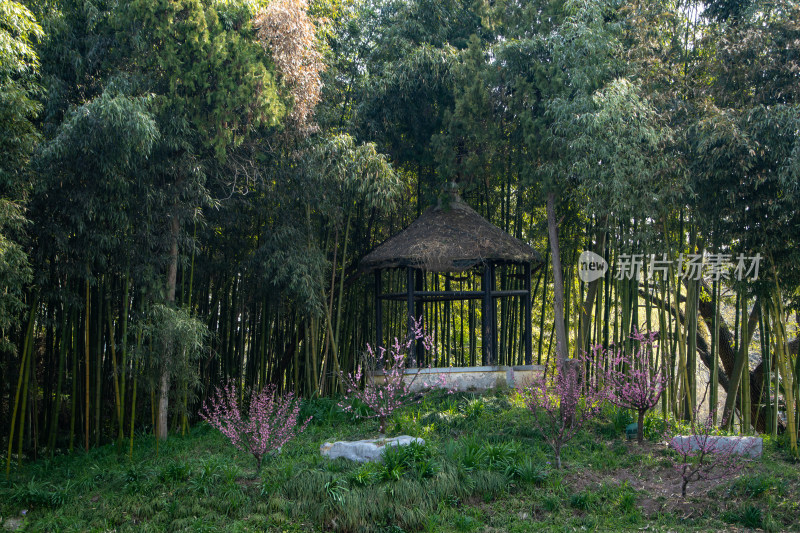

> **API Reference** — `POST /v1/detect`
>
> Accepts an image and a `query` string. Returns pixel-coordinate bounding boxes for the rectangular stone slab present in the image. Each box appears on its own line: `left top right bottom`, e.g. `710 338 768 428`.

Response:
670 435 763 458
320 436 424 462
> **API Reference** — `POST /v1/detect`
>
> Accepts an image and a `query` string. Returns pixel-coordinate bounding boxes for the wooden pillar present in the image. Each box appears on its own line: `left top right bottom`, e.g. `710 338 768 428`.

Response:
524 262 533 365
491 263 498 365
415 269 424 365
374 270 382 348
406 267 414 338
482 263 493 366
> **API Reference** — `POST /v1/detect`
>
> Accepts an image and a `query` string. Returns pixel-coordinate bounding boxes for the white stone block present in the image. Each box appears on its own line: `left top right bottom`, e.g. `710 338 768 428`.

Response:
670 435 763 458
320 436 424 462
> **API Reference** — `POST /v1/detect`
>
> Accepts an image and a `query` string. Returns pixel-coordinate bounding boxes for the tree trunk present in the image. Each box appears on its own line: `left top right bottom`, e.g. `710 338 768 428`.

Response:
158 213 180 440
577 219 607 355
637 408 645 445
643 283 775 433
546 192 568 367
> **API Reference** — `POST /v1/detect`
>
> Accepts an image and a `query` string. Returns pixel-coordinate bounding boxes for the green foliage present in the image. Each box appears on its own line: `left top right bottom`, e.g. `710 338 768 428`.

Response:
0 199 31 351
0 0 42 194
120 0 285 159
729 473 785 499
300 395 348 425
135 304 210 415
458 397 485 420
723 504 763 530
0 0 41 349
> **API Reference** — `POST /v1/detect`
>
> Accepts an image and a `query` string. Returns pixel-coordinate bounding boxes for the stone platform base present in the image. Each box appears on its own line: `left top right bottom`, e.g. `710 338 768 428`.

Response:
371 365 544 392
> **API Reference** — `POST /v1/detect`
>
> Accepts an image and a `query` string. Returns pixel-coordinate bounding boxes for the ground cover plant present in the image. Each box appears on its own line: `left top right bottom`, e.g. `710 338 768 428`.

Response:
2 390 799 533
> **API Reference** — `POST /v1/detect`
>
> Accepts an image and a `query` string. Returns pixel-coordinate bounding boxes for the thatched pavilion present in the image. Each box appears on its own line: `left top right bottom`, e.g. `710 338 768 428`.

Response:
359 192 543 366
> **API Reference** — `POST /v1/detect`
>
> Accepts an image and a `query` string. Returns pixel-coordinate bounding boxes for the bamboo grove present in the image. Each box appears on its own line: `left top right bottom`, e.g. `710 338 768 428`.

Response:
1 0 799 473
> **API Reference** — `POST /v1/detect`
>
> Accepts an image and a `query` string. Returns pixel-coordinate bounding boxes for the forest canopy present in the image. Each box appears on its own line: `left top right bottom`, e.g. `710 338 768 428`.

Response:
1 0 799 462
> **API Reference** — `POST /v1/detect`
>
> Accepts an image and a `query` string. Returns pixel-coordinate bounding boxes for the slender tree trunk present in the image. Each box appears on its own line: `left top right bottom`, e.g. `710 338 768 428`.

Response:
130 328 143 459
722 291 748 429
69 308 78 452
546 192 568 367
48 310 68 454
577 218 607 355
107 302 123 443
6 301 36 478
158 213 180 440
119 273 130 446
85 277 90 451
637 408 645 445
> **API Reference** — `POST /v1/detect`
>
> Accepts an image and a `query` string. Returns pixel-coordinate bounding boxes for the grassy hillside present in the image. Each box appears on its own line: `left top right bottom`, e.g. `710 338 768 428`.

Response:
2 390 798 532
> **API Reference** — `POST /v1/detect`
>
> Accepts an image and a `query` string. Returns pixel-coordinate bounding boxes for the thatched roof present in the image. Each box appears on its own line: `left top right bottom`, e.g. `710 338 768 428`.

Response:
360 197 542 272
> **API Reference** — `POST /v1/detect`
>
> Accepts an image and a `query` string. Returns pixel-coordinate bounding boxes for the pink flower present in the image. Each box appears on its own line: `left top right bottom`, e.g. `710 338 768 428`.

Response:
339 317 450 433
518 349 606 469
199 381 311 471
601 328 666 444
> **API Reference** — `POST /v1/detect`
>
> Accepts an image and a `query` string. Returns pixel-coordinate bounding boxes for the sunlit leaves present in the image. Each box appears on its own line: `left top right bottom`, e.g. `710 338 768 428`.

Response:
0 0 43 80
307 133 401 218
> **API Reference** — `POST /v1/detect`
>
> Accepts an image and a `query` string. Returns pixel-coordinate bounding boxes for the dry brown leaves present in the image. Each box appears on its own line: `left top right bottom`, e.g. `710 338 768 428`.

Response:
254 0 326 127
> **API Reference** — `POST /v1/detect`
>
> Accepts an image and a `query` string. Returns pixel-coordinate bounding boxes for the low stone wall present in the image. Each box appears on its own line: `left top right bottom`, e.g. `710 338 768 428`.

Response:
371 364 545 392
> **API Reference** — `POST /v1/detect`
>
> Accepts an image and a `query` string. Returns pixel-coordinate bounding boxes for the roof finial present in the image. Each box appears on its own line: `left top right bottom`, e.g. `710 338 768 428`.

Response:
442 181 461 205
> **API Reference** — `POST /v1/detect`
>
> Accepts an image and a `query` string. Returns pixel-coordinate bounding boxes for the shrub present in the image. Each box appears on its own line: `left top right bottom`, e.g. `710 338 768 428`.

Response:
339 319 447 433
519 353 606 469
602 328 666 445
670 408 753 497
199 381 310 471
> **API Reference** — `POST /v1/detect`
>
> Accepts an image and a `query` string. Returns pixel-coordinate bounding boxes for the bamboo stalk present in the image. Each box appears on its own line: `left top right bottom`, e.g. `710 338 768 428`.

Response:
6 300 36 478
107 301 123 444
85 276 90 451
69 308 78 452
48 308 69 455
17 309 34 470
722 290 749 431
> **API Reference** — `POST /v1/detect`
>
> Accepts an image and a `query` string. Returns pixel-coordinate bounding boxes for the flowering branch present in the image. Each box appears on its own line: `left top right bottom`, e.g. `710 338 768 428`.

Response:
339 318 446 433
670 408 753 497
519 351 606 469
200 381 311 471
603 328 666 444
667 384 755 497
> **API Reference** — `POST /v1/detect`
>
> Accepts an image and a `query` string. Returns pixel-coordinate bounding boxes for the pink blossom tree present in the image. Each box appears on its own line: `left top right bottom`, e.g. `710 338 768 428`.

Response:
339 319 446 434
603 328 666 444
670 408 753 497
200 381 311 471
519 352 606 469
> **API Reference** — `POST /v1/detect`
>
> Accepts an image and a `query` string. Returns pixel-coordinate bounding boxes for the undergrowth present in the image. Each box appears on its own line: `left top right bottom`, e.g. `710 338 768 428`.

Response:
1 390 798 532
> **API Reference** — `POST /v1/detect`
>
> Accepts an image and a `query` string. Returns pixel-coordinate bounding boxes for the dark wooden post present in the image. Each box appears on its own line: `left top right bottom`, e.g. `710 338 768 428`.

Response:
406 267 414 337
491 263 498 365
482 262 493 366
374 270 382 348
524 262 533 365
415 269 425 365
